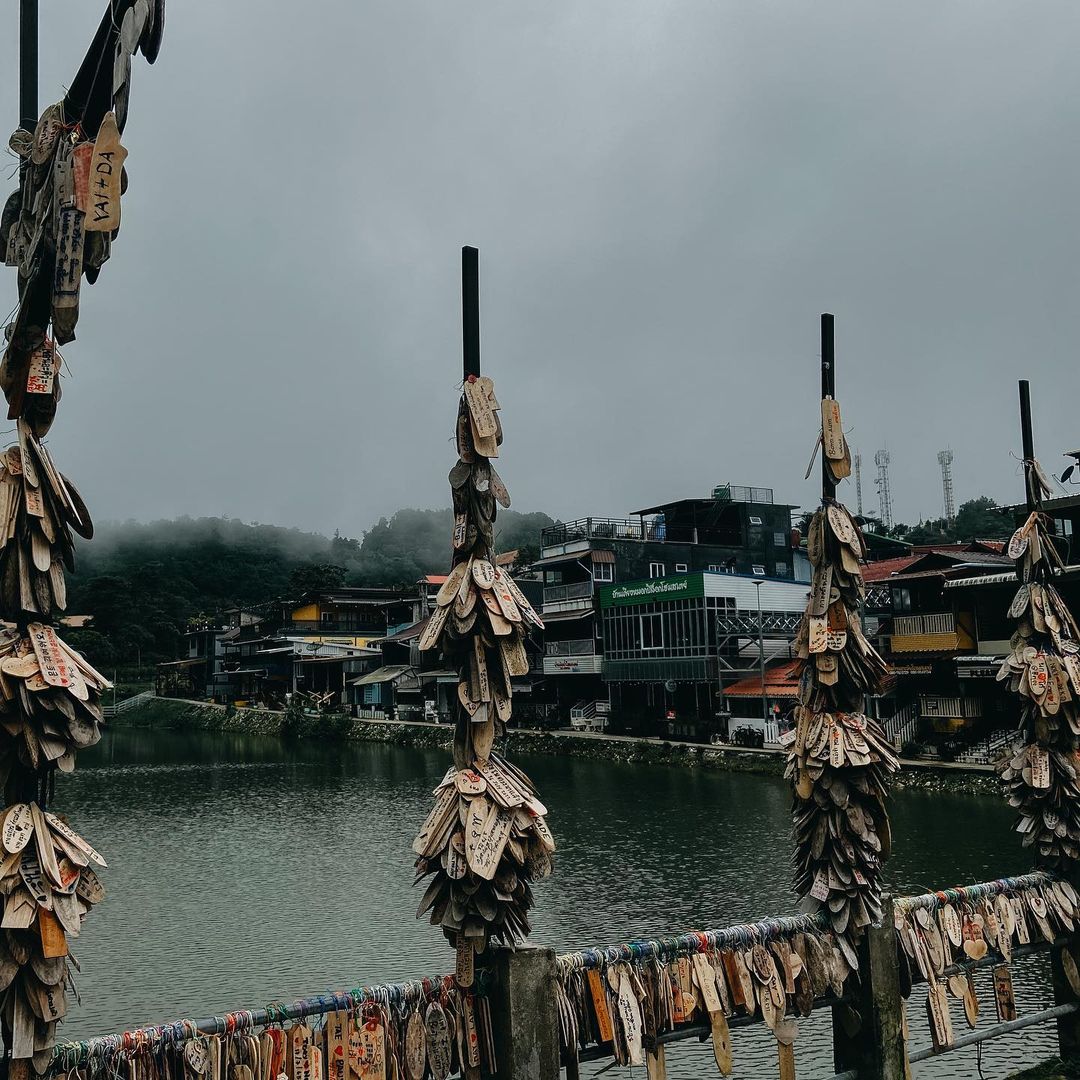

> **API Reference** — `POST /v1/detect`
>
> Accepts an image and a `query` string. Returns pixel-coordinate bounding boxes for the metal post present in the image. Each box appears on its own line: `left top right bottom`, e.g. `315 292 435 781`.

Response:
754 580 768 723
1019 380 1036 512
20 0 38 132
821 314 836 502
462 246 480 380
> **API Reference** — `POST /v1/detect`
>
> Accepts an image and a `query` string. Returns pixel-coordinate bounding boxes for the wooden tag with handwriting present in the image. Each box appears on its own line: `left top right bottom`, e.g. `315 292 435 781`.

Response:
85 113 127 232
993 964 1016 1022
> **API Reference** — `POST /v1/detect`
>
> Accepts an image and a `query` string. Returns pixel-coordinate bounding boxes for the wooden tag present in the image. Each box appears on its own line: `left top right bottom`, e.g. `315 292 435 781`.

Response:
616 971 644 1065
404 1012 426 1080
821 399 844 460
501 637 529 677
436 563 469 607
357 1019 385 1080
810 565 833 617
53 205 84 312
587 969 615 1042
2 805 33 854
1030 746 1051 789
31 104 63 166
463 380 498 439
45 813 106 867
468 804 514 880
38 909 67 958
456 935 475 987
417 605 449 652
411 786 457 856
711 1010 732 1075
993 964 1016 1022
461 991 481 1068
777 1040 795 1080
325 1012 348 1080
471 559 497 590
691 953 722 1014
84 112 127 232
26 341 58 396
474 759 523 807
28 625 72 688
925 982 953 1050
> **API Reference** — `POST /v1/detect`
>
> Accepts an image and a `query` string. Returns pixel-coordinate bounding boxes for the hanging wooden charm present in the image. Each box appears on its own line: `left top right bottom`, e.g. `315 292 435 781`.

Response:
785 320 899 966
0 0 165 1058
412 367 552 964
997 428 1080 867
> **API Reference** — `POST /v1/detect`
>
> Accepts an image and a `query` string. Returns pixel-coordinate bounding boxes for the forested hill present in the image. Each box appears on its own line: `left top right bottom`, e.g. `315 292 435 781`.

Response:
64 509 553 666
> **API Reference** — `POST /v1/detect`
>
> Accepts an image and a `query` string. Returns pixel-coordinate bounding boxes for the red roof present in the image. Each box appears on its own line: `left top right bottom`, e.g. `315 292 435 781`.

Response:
861 556 921 582
724 660 802 699
424 575 448 585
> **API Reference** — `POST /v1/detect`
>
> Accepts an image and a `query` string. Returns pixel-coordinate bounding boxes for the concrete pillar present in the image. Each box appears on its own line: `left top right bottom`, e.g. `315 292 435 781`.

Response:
832 896 905 1080
489 945 560 1080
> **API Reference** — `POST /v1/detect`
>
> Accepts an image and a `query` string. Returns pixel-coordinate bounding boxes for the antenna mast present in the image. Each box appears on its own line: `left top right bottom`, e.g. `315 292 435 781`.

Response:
938 448 956 525
874 449 893 530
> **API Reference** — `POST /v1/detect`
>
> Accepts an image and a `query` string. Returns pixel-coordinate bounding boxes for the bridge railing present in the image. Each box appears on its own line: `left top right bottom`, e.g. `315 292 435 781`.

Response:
50 870 1080 1080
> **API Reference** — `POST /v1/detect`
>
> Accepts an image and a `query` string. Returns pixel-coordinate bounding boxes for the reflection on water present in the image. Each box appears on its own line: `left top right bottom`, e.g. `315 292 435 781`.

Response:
60 729 1050 1078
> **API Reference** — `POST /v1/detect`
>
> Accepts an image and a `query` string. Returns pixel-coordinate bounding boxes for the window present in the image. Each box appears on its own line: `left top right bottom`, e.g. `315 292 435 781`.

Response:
773 531 787 548
545 570 563 584
640 613 663 649
892 587 913 613
749 516 763 526
1054 517 1074 538
675 563 688 573
708 564 722 572
775 563 790 577
593 562 613 582
649 562 665 578
752 565 766 576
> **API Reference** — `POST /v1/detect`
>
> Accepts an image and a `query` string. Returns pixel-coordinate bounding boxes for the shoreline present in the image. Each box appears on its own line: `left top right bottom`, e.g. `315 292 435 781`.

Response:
113 697 1002 796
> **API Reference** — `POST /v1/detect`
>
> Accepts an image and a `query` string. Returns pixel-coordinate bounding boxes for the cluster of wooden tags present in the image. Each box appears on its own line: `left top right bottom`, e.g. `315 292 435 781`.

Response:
115 997 495 1080
0 801 105 1064
1 0 162 352
896 880 1080 1051
998 512 1080 865
413 753 554 962
558 932 853 1078
412 372 551 965
786 503 898 956
0 624 107 775
0 420 93 620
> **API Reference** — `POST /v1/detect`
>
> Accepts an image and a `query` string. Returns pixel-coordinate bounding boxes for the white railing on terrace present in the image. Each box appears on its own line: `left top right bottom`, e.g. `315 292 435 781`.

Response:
542 582 594 604
953 729 1012 765
102 690 155 717
919 695 982 719
883 701 920 749
545 638 596 656
893 612 956 636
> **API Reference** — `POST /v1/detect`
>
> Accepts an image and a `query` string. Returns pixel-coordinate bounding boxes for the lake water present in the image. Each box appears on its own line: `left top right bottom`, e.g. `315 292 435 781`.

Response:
56 728 1054 1078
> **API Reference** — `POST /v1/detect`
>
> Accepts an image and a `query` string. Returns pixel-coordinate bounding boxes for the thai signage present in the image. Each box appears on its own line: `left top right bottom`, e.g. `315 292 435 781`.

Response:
600 574 704 608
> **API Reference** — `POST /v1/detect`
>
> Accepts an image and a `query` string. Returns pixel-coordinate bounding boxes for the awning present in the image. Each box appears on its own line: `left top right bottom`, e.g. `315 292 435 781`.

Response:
540 609 594 623
157 658 206 668
944 573 1018 589
419 669 459 682
256 647 294 656
212 669 265 679
957 655 1003 678
590 550 615 564
350 665 413 687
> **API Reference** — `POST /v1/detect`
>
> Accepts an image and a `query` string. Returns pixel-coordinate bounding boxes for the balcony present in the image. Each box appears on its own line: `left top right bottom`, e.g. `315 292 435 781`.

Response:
545 638 596 656
286 621 386 636
919 695 982 719
542 581 595 614
890 612 975 654
540 516 749 555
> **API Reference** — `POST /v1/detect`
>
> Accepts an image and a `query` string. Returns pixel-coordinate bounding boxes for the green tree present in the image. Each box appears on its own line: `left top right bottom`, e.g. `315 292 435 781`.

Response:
952 496 1010 541
287 563 347 597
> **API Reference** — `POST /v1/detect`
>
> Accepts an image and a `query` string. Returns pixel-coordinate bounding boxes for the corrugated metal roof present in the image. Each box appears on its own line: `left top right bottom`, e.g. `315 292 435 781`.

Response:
723 659 802 698
351 665 413 686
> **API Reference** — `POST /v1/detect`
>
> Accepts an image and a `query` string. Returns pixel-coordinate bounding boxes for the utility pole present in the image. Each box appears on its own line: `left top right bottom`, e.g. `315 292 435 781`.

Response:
1019 380 1036 513
20 0 38 133
463 246 480 380
754 579 768 724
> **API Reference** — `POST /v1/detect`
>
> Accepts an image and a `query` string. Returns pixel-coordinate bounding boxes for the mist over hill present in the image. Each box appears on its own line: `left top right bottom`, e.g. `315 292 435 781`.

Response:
64 509 553 667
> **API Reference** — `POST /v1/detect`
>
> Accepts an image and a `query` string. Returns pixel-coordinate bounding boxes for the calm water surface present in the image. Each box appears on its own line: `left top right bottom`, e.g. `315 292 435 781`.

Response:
57 729 1052 1078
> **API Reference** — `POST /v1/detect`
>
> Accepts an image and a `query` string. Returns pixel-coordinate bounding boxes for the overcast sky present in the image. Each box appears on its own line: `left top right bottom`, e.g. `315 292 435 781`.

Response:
2 1 1077 537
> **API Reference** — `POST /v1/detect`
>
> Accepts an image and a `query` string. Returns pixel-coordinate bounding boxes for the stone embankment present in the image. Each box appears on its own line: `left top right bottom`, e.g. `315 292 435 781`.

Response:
113 697 1001 795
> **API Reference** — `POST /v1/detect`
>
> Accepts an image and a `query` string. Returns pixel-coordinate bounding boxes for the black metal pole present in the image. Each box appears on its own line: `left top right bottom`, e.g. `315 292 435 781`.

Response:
821 313 836 502
462 246 480 380
19 0 38 132
1019 380 1036 512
